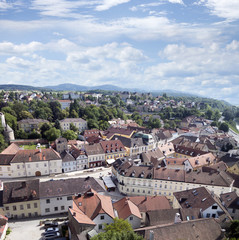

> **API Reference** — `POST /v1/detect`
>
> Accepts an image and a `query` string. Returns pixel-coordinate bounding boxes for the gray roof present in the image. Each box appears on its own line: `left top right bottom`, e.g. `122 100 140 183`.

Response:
39 177 104 198
59 118 86 123
84 143 104 156
61 151 76 162
18 119 48 124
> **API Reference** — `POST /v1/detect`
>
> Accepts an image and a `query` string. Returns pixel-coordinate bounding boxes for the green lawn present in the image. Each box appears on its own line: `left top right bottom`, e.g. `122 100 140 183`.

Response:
19 145 46 150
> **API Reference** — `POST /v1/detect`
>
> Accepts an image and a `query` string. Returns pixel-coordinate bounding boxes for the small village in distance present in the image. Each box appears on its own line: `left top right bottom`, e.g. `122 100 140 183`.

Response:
0 89 239 240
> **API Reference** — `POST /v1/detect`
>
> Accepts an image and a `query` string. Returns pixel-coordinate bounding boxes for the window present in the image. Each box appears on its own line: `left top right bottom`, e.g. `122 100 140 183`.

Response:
54 207 58 211
27 204 31 209
212 205 218 210
46 199 50 204
17 165 20 169
67 196 72 201
100 215 104 220
130 216 133 221
206 213 210 218
34 203 37 208
212 214 216 218
20 205 24 210
99 224 102 230
5 207 9 211
13 206 17 211
22 213 25 218
28 213 32 217
232 209 236 213
61 206 65 210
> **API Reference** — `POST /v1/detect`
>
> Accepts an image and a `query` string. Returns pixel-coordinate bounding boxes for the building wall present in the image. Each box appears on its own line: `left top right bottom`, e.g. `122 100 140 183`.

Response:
60 120 87 132
227 163 239 175
62 161 77 173
93 213 114 232
9 159 62 178
228 208 239 220
126 215 141 229
76 155 88 170
0 165 12 178
105 151 125 160
115 173 233 202
88 154 105 168
4 200 41 219
202 204 223 218
40 196 73 216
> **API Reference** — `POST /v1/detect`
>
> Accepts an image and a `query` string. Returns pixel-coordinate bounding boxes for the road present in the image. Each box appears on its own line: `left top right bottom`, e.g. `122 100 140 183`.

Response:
2 166 112 183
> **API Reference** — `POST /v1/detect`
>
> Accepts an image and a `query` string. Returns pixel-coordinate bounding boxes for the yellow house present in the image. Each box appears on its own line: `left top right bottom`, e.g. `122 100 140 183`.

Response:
3 180 41 219
227 162 239 175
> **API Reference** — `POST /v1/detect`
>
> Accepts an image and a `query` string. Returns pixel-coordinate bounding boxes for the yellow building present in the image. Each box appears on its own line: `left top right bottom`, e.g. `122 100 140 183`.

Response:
227 162 239 175
3 180 41 219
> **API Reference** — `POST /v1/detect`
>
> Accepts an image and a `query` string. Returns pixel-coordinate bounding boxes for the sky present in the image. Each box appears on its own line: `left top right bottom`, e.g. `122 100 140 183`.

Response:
0 0 239 105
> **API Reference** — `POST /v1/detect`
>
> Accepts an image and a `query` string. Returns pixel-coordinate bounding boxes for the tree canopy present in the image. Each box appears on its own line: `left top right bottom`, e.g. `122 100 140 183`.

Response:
91 218 143 240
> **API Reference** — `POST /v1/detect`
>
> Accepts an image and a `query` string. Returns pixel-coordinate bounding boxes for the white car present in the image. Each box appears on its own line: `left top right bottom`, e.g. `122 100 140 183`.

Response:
44 227 59 234
44 232 60 239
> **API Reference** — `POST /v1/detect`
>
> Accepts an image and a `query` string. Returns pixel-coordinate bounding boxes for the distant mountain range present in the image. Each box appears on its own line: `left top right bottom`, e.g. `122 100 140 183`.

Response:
0 83 202 98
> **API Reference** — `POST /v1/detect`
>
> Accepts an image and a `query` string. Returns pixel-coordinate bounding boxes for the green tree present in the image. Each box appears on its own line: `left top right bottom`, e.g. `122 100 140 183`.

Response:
226 220 239 239
44 127 61 141
15 129 28 139
28 130 41 139
219 122 229 132
70 123 78 132
19 110 34 120
91 218 143 240
212 109 221 121
62 130 77 140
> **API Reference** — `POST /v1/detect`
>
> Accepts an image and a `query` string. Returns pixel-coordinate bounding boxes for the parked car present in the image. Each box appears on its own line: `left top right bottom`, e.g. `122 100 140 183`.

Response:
44 221 58 229
44 227 59 234
43 232 60 239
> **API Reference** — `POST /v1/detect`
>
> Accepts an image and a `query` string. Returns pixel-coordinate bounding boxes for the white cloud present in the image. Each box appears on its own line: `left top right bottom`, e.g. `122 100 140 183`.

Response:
202 0 239 21
95 0 130 11
0 41 43 55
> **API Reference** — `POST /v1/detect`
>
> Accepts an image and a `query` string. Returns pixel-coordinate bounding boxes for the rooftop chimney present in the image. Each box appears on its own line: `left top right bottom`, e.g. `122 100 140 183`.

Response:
174 212 182 224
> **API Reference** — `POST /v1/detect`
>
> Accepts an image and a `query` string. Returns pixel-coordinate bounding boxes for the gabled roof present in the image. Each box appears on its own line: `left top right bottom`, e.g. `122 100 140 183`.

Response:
69 201 95 226
1 143 20 155
11 148 61 163
220 191 239 209
113 198 141 220
135 218 222 240
141 148 164 163
59 118 87 123
100 139 125 153
39 177 104 198
102 127 135 139
84 143 104 156
3 179 40 204
72 189 115 220
173 187 219 211
61 151 76 162
186 152 215 169
0 154 15 165
129 196 171 213
18 119 48 124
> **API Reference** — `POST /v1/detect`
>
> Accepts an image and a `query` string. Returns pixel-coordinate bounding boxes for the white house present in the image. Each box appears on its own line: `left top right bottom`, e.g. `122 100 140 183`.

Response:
59 118 87 132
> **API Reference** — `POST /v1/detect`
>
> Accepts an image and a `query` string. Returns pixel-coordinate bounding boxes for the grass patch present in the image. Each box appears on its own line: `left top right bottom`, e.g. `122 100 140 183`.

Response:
6 227 11 235
19 145 46 150
227 121 239 134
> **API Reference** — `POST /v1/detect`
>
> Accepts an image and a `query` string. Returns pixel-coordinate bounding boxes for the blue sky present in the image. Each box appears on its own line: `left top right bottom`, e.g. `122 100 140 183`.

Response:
0 0 239 105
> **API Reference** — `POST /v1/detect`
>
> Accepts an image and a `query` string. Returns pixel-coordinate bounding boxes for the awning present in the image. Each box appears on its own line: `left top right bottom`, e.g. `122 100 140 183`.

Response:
106 159 115 164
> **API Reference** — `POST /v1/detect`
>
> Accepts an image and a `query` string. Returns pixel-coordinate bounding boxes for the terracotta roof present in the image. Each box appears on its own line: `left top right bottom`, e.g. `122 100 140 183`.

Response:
73 189 115 220
70 145 85 159
174 145 207 157
100 140 125 153
202 161 228 173
1 143 20 155
69 201 95 225
158 142 175 156
11 148 61 163
154 168 185 182
84 143 104 156
186 152 215 168
3 179 39 204
135 218 222 240
141 148 164 163
129 196 171 213
83 129 100 138
113 197 141 220
165 158 186 166
39 177 104 198
55 137 67 144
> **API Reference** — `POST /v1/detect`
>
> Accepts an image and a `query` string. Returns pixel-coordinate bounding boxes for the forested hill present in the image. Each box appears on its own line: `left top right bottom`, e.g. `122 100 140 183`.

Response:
0 84 48 91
